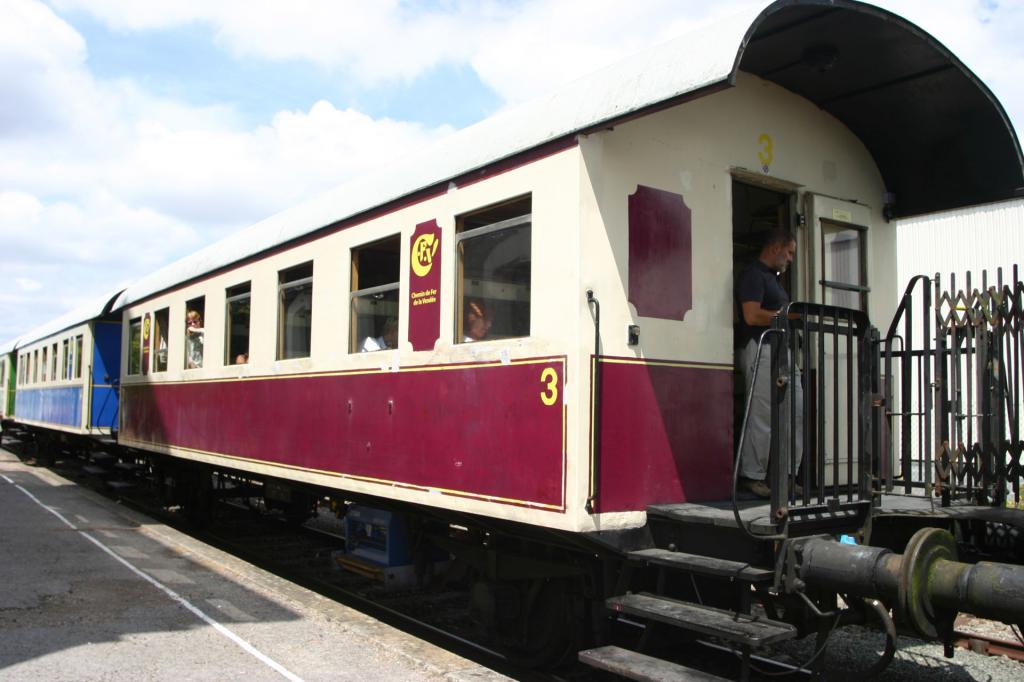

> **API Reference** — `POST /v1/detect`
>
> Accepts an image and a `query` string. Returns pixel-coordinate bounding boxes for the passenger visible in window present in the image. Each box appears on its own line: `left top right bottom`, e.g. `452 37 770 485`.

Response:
185 310 205 369
361 318 398 352
463 300 492 342
234 353 249 364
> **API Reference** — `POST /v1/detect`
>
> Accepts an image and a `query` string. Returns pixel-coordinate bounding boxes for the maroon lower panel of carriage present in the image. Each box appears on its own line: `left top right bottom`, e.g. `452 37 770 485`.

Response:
594 357 734 513
121 358 567 510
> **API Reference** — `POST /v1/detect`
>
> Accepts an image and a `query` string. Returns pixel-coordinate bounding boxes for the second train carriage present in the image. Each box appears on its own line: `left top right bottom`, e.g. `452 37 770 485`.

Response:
7 291 123 445
6 0 1024 675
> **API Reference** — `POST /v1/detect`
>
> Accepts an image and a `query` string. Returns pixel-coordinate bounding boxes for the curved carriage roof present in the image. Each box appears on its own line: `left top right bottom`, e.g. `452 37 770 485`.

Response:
13 288 125 350
115 0 1022 309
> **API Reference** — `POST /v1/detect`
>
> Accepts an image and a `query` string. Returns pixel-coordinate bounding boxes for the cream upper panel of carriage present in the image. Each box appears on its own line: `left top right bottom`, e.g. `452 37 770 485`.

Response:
578 71 890 366
13 322 93 390
120 148 583 384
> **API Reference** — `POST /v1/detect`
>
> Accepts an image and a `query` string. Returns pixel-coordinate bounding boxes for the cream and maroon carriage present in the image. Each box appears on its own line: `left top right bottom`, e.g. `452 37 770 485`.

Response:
106 1 1024 676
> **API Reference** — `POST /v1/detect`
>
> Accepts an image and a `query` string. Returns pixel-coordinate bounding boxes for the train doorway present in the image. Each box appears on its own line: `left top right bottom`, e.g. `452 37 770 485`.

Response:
730 178 797 456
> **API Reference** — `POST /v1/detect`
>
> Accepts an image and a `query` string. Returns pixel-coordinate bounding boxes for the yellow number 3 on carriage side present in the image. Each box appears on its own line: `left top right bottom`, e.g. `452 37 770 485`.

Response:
540 368 558 406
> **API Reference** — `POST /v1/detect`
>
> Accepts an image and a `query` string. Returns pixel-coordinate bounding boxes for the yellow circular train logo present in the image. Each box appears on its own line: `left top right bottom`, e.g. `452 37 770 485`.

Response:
411 233 439 278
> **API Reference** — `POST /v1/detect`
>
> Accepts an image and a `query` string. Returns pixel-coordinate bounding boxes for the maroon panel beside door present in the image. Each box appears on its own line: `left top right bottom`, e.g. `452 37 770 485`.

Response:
627 185 692 321
594 358 732 512
408 219 443 351
121 358 566 509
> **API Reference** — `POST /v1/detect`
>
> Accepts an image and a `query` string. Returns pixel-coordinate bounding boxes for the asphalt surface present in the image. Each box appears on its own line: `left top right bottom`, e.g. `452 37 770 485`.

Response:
0 448 509 681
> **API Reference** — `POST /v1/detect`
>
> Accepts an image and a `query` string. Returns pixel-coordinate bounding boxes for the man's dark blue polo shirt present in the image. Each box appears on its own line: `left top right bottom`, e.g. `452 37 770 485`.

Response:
736 260 789 347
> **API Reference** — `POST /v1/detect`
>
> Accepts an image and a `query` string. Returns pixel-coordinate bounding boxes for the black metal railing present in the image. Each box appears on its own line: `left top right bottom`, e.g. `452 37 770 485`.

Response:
882 267 1024 507
765 302 876 521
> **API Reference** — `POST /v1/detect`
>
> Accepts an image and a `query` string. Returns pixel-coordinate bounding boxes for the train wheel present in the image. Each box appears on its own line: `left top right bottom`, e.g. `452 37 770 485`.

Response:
471 576 578 667
182 466 214 527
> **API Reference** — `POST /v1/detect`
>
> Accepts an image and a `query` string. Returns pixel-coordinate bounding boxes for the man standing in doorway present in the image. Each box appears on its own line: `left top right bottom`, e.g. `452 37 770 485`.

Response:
736 229 803 498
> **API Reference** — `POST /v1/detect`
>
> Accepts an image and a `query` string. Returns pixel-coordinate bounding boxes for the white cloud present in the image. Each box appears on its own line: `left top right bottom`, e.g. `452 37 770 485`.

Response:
2 0 1021 344
15 278 43 293
0 0 455 342
48 0 1022 135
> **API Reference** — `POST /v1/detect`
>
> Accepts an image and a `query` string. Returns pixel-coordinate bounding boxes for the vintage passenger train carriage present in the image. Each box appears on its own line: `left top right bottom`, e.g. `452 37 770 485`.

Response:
113 0 1021 533
4 1 1024 677
7 292 122 440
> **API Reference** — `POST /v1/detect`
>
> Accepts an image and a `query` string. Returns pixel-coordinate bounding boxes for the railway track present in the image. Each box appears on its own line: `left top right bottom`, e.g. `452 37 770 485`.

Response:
7 435 1024 681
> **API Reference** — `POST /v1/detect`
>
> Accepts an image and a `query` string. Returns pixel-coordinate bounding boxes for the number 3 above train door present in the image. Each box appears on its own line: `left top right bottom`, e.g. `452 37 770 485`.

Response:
804 194 871 315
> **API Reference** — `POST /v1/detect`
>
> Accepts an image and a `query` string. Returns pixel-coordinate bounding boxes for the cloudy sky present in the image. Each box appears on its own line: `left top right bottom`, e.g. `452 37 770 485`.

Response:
1 0 1022 344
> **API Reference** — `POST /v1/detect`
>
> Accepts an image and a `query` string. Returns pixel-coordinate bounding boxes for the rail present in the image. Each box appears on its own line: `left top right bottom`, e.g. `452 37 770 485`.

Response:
769 302 876 521
881 266 1024 506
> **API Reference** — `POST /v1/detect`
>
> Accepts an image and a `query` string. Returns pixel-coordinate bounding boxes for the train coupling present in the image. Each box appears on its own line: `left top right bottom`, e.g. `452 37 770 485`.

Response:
791 527 1024 642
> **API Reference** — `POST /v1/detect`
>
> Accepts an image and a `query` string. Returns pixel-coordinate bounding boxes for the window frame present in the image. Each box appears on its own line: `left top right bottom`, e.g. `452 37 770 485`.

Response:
819 219 869 312
349 235 401 354
128 317 143 375
74 335 83 379
225 283 252 365
184 296 207 370
277 262 314 361
454 198 533 344
151 308 169 373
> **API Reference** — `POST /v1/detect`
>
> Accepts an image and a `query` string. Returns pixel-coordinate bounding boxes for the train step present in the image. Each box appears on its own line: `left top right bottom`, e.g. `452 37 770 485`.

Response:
628 548 773 583
88 452 116 465
106 480 137 491
113 461 146 472
607 593 796 647
647 499 870 537
578 645 730 681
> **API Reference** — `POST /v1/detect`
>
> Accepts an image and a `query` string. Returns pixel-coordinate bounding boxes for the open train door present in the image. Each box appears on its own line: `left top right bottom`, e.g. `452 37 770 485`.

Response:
802 193 872 488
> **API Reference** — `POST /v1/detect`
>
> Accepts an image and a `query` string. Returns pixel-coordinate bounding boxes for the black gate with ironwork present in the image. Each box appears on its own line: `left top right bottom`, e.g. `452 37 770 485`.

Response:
882 267 1024 507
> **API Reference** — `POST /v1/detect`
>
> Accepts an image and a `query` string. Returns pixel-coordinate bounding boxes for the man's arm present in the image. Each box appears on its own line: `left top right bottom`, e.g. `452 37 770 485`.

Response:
741 301 780 327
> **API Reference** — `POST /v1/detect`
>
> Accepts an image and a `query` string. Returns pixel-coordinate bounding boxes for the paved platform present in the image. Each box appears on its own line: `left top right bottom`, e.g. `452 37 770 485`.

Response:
0 449 508 681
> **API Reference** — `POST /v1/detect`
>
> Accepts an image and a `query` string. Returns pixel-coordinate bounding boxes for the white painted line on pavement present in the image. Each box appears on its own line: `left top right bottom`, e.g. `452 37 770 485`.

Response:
7 479 304 682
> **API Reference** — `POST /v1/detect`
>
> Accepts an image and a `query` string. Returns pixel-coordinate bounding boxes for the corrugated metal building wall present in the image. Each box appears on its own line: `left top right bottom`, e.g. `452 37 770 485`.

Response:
897 198 1024 295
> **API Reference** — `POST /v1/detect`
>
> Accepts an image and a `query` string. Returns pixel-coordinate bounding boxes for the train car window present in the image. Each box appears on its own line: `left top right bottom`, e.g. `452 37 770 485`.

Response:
41 346 48 382
455 195 532 343
820 221 868 311
153 308 169 372
350 236 400 353
184 297 206 369
278 262 313 360
33 349 39 383
50 343 58 382
225 284 251 365
62 339 70 380
128 317 143 375
74 335 83 379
